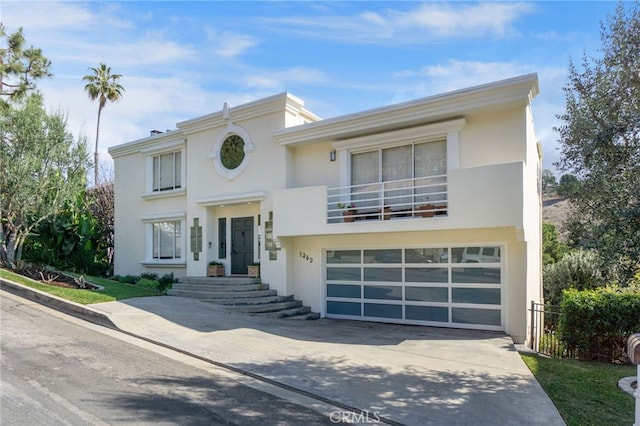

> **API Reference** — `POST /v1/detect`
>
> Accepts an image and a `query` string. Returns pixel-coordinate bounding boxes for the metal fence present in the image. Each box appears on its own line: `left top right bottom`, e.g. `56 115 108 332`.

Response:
529 301 573 358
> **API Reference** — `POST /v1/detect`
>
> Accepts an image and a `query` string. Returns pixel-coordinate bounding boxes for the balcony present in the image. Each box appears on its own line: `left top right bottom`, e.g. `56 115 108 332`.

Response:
272 162 526 238
327 175 448 224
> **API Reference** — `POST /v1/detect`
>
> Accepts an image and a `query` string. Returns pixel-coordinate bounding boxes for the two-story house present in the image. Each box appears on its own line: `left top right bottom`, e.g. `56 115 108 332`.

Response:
108 73 542 344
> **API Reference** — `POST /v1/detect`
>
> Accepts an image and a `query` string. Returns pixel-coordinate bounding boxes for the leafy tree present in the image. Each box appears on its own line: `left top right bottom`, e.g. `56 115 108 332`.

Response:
0 25 51 103
541 169 557 194
0 94 89 264
82 63 125 185
555 174 580 198
554 2 640 280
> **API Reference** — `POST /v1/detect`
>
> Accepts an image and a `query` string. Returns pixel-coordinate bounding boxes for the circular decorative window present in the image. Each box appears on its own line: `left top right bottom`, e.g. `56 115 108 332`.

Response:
220 135 245 170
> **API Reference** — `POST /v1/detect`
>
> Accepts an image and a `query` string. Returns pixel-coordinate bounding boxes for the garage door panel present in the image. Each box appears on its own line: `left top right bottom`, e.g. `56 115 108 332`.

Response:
405 286 448 302
327 267 361 281
327 301 361 316
406 305 449 322
452 288 501 305
364 285 402 300
452 307 501 326
405 267 448 282
452 267 501 284
327 284 361 298
364 303 403 319
363 267 402 282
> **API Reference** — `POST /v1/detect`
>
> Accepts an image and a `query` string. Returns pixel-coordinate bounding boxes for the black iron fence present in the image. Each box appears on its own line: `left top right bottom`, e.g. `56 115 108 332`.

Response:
529 301 575 358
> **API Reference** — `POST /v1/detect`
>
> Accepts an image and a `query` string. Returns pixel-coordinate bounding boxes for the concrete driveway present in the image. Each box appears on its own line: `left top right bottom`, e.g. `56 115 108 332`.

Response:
89 296 564 425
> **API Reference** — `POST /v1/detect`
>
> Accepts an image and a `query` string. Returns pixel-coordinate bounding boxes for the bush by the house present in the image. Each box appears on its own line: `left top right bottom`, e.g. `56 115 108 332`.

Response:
140 272 158 281
558 287 640 363
543 250 606 305
157 273 176 293
118 275 139 284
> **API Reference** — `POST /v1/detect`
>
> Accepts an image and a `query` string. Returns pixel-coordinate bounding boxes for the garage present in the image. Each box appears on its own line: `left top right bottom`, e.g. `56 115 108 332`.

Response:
325 246 504 330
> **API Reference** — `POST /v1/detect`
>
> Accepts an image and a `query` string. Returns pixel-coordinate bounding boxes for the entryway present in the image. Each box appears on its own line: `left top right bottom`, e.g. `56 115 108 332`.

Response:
231 217 254 274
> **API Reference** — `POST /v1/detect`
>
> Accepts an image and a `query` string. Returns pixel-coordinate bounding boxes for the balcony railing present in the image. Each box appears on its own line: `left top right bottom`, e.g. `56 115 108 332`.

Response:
327 174 448 224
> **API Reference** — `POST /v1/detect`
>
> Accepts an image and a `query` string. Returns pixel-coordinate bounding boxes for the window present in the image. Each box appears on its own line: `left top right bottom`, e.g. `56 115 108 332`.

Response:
350 140 446 210
151 221 181 260
152 151 181 192
220 135 245 170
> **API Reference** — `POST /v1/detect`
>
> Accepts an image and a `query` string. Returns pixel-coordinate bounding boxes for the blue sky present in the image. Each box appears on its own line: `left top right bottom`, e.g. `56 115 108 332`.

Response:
1 1 623 174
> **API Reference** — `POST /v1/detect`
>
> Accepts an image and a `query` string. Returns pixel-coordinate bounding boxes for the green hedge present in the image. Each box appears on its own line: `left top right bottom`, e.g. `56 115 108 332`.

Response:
559 287 640 363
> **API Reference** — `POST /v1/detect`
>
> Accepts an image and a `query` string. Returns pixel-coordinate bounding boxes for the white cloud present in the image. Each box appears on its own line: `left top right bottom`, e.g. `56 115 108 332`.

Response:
262 2 534 44
243 67 329 90
205 30 259 59
390 2 533 37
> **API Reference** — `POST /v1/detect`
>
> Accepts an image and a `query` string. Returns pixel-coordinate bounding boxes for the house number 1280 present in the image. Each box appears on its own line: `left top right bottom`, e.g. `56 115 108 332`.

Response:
299 252 313 263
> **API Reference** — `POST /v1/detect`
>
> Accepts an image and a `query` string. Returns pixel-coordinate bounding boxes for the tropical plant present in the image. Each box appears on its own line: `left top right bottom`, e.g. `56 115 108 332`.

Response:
82 63 125 185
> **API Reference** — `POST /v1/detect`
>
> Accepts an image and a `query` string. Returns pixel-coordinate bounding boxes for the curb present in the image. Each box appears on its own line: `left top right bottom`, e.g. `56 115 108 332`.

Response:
0 277 118 329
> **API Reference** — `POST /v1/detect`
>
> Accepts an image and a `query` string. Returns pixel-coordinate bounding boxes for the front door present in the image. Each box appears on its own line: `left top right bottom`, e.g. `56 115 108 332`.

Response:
231 217 254 275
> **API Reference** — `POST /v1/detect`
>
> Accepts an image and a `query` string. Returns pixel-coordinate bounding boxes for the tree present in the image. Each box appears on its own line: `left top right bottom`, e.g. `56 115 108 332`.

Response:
0 25 51 103
541 169 557 194
542 222 569 266
554 2 640 280
0 94 89 264
556 174 580 198
82 63 124 186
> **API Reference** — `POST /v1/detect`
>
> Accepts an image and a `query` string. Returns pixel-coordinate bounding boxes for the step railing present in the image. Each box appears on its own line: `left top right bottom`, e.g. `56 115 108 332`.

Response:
327 175 448 223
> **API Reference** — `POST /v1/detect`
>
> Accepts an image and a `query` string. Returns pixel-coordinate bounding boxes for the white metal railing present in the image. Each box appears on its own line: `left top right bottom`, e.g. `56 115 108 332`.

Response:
327 175 448 223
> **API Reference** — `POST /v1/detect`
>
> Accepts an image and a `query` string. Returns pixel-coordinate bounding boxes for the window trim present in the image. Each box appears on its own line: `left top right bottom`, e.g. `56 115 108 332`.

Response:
209 124 255 180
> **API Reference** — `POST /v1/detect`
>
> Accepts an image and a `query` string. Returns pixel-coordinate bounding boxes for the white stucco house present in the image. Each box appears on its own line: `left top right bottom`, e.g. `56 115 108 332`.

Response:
108 74 542 344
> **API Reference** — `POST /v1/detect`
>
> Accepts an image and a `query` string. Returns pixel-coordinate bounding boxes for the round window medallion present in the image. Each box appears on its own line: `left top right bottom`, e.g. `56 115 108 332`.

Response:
220 135 245 170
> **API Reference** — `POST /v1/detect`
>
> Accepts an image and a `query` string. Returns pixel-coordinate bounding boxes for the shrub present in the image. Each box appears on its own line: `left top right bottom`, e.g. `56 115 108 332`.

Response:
140 272 158 281
558 287 640 363
543 250 606 305
136 278 160 291
157 273 176 293
110 275 121 282
118 275 139 284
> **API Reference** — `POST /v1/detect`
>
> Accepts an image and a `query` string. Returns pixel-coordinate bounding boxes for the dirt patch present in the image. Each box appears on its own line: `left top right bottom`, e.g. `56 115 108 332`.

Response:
15 267 98 290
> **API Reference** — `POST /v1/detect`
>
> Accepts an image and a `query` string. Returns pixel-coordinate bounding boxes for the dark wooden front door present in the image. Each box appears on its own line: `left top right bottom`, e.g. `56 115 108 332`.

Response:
231 217 254 275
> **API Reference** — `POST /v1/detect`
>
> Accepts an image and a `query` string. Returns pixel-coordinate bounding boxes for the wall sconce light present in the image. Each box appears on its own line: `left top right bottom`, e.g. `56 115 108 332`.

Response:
330 150 336 162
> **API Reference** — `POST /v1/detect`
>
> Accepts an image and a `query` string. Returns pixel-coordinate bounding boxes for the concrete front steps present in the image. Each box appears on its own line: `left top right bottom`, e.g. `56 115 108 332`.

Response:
167 277 320 320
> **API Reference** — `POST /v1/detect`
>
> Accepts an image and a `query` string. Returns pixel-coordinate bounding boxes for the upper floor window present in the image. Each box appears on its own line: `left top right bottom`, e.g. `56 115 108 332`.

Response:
152 151 181 192
351 140 446 185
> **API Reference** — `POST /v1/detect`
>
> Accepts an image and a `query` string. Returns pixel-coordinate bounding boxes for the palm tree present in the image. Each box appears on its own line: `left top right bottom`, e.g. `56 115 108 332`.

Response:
82 63 124 185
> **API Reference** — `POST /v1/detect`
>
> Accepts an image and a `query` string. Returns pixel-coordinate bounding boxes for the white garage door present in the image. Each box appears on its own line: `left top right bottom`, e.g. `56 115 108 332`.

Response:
325 246 503 330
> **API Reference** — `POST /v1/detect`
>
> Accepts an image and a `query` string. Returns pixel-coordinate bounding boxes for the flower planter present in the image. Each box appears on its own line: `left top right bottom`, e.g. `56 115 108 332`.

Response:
418 204 436 218
207 265 224 277
342 210 357 223
248 265 260 278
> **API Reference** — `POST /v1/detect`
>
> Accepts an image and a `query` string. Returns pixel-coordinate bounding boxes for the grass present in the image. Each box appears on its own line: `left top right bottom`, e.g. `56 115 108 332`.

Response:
521 353 636 426
0 268 162 305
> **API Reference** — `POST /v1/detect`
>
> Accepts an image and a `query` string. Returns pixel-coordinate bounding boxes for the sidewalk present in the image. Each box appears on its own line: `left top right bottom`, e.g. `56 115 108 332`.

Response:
0 279 564 425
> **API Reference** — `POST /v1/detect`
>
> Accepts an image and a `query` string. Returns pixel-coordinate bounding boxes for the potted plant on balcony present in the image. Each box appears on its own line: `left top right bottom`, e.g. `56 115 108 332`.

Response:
338 202 357 222
247 262 260 278
418 203 436 218
207 261 224 277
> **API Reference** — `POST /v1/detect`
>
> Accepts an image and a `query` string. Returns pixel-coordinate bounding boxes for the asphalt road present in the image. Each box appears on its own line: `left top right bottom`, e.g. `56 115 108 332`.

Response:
0 292 334 425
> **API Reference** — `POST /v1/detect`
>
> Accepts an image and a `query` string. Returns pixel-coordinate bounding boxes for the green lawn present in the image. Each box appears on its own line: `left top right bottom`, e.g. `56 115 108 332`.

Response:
0 268 161 304
521 353 636 426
